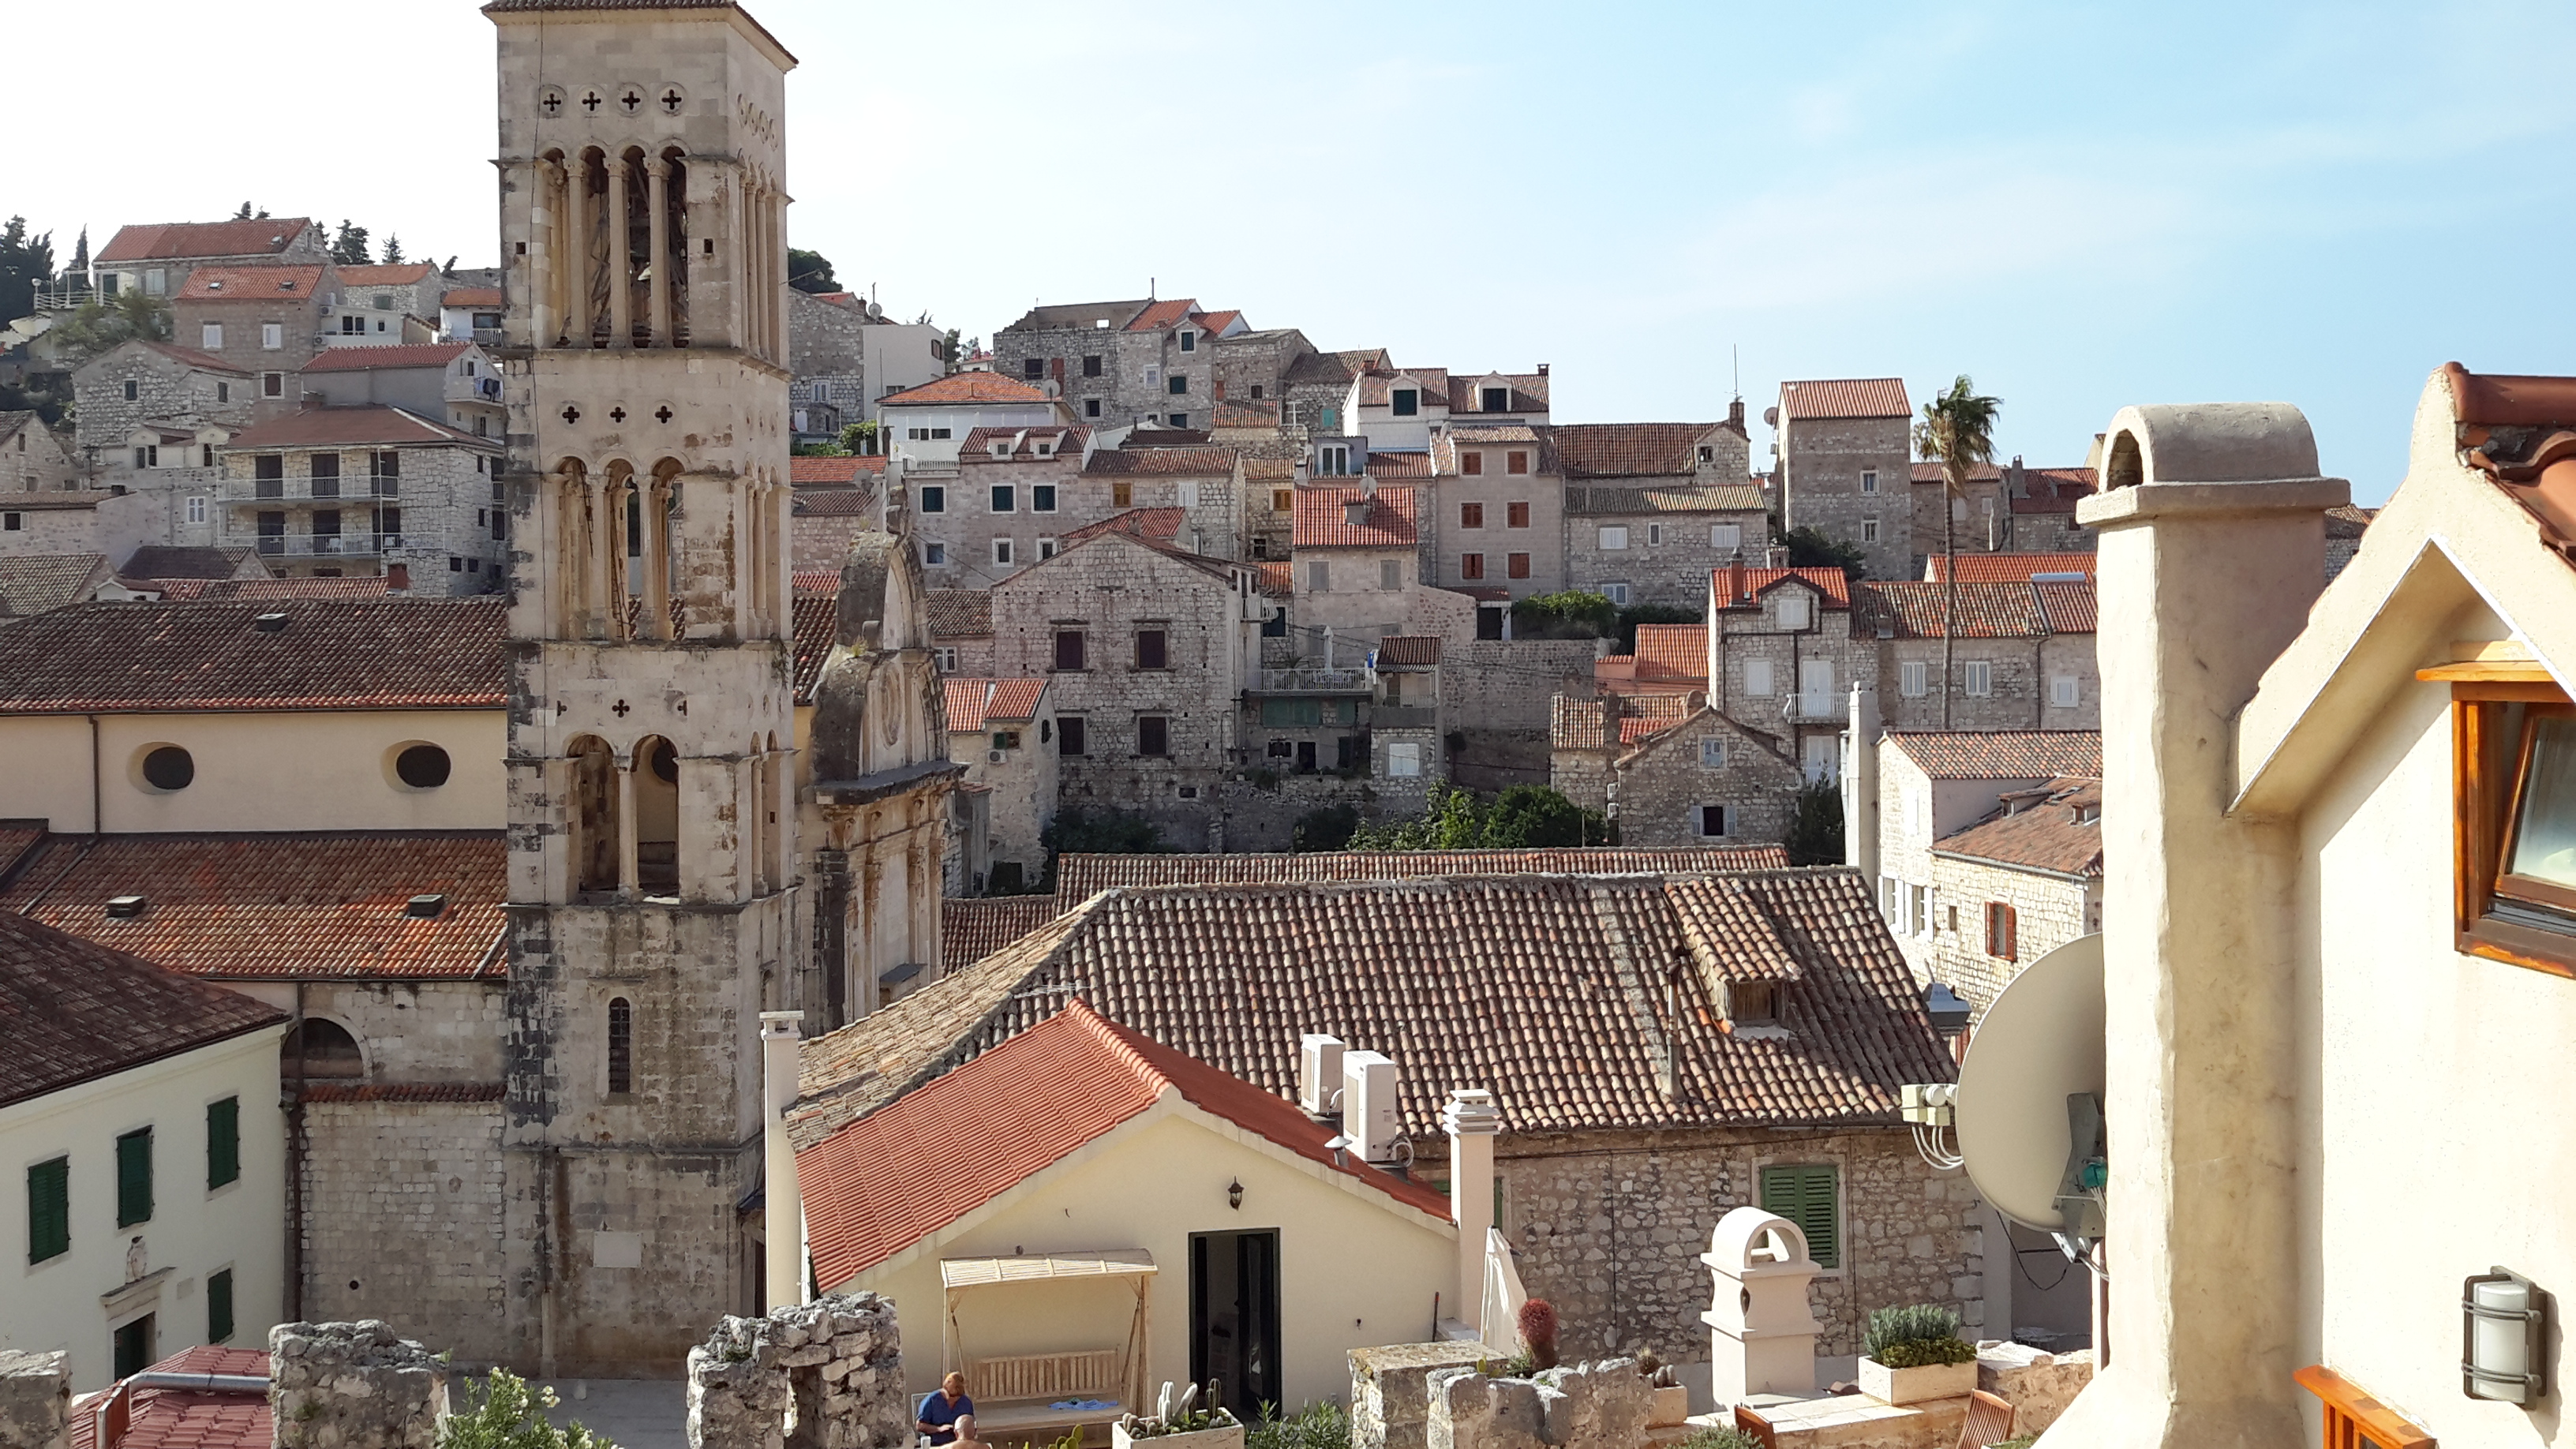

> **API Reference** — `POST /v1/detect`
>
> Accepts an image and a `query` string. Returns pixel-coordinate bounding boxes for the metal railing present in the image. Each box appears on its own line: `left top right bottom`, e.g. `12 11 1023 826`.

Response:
244 534 401 558
1256 666 1372 694
225 477 399 501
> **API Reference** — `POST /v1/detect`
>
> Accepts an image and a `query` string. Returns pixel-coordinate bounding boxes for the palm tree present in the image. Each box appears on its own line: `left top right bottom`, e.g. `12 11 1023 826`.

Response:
1914 376 2001 728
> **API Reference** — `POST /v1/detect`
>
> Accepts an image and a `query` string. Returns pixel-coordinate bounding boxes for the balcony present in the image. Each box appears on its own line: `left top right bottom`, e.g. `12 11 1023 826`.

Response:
1254 666 1372 695
472 328 504 348
226 477 400 502
244 534 400 559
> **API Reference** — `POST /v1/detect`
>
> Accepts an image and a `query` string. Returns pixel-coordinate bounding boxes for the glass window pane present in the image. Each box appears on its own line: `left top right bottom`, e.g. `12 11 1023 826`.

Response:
2509 716 2576 888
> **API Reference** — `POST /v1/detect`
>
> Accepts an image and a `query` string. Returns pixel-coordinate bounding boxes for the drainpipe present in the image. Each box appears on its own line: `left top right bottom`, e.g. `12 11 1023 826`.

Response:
1442 1088 1502 1335
284 981 306 1321
87 713 103 834
762 1010 807 1309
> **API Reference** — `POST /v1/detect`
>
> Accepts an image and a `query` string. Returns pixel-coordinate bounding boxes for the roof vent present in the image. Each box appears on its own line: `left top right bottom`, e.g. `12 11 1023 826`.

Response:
105 895 147 919
253 612 289 632
2031 571 2087 583
404 893 447 919
1343 500 1370 527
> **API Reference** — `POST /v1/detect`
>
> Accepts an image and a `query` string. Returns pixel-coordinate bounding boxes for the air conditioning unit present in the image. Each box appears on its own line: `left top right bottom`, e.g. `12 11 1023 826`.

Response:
1342 1050 1402 1163
986 750 1005 764
1297 1033 1345 1116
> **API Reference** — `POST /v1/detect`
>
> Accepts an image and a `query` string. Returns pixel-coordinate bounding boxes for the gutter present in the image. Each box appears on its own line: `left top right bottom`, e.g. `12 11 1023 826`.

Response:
94 1372 271 1449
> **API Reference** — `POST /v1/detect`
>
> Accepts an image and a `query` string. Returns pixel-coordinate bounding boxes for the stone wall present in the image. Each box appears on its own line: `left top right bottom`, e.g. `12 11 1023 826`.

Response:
0 1351 69 1449
1597 713 1803 850
1444 641 1598 739
296 1097 507 1359
1561 504 1768 611
1422 1358 1649 1449
685 1293 907 1449
918 455 1085 590
214 440 504 595
1777 414 1911 581
1876 635 2098 735
73 341 256 457
268 1320 451 1449
1350 1343 1497 1449
1425 466 1564 598
1923 855 2096 1013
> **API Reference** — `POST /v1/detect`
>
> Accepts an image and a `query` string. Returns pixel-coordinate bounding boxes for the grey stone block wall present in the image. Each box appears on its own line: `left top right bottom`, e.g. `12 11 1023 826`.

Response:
1420 1359 1648 1449
1778 414 1912 581
0 1350 69 1449
686 1294 905 1449
268 1320 450 1449
296 1099 507 1359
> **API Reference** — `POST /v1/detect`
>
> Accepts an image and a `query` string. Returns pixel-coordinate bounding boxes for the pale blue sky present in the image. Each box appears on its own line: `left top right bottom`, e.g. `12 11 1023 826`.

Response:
24 1 2574 500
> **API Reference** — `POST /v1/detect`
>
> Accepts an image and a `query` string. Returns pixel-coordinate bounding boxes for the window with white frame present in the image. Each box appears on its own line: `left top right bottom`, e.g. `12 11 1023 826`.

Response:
1038 536 1058 560
1144 365 1161 386
1861 519 1880 543
2050 675 2080 708
1900 661 1928 698
1964 660 1994 696
1745 659 1774 697
261 324 283 350
919 485 945 512
1178 330 1196 352
1318 444 1350 475
1699 738 1727 769
1604 582 1631 605
934 646 958 671
1693 804 1731 838
1178 480 1200 508
1861 469 1879 494
1032 485 1057 512
1711 522 1742 550
1647 523 1665 546
990 484 1016 513
185 496 208 525
924 541 946 566
1598 525 1630 550
993 538 1015 566
200 324 223 350
1778 593 1811 630
1387 743 1421 777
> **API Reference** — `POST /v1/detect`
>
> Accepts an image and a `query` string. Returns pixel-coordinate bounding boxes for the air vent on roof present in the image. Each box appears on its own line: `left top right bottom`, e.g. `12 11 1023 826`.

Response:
105 895 148 919
253 612 290 632
405 893 448 919
2031 571 2087 583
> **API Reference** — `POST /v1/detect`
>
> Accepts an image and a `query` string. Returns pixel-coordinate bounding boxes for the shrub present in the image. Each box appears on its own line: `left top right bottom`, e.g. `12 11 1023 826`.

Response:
436 1370 609 1449
1863 1303 1977 1367
1678 1428 1764 1449
1290 803 1359 852
1510 590 1619 639
1518 1298 1560 1371
1244 1400 1346 1449
1783 777 1844 866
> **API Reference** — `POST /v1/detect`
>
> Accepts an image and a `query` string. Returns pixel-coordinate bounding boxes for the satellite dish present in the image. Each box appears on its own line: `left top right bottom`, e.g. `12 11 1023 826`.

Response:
1953 932 2103 1233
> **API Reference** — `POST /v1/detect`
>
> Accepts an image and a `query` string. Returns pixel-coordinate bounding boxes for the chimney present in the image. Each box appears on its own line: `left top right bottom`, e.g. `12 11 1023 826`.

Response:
761 1010 807 1309
1842 685 1880 878
1728 398 1746 432
1341 1050 1401 1164
1728 549 1747 606
2039 403 2346 1448
1297 1033 1346 1115
384 563 410 593
1442 1088 1503 1332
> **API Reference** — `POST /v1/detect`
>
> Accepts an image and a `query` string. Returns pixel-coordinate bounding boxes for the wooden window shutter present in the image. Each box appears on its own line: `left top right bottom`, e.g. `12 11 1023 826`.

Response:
208 1096 240 1189
1759 1163 1838 1268
27 1157 69 1263
208 1267 236 1344
116 1127 153 1227
2004 904 2019 961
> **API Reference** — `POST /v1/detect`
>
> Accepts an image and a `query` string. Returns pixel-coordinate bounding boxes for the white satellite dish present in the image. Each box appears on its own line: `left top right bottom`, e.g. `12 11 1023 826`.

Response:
1953 932 2104 1233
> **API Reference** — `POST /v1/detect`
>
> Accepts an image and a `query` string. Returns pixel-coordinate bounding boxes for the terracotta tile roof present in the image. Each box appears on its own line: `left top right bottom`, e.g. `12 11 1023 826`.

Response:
1375 635 1440 667
137 339 253 376
792 569 841 596
297 1081 505 1103
1551 423 1722 480
942 894 1066 974
1909 461 2003 486
298 343 470 373
1253 562 1291 597
792 488 879 519
1446 374 1550 415
794 868 1949 1155
0 824 47 876
2034 580 2098 634
1711 564 1852 610
792 593 837 703
441 286 504 307
944 677 1046 732
960 425 1087 462
2009 466 2096 515
1632 624 1706 682
1358 369 1450 409
0 490 104 512
1780 378 1911 421
1887 730 2102 781
2445 365 2576 565
333 264 434 286
1366 451 1436 479
1241 455 1296 481
799 999 1451 1283
223 406 489 451
1567 485 1764 515
1856 580 2051 638
0 831 507 980
1054 844 1788 898
1284 349 1391 387
1191 309 1243 335
927 590 991 638
878 373 1053 407
1214 400 1278 430
99 219 314 264
2325 503 2376 538
174 264 328 302
195 577 392 601
1061 507 1184 545
69 1347 273 1449
121 545 258 580
1923 552 2095 582
1124 298 1200 331
0 911 286 1108
1445 425 1541 446
1934 777 2102 878
0 598 504 713
1551 693 1709 751
1295 485 1417 548
0 553 111 616
1084 445 1231 477
790 455 889 485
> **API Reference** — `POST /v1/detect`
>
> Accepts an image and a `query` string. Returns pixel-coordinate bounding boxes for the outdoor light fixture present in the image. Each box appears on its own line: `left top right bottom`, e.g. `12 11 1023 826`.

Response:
2464 1267 2551 1404
1924 983 1973 1035
1226 1178 1243 1211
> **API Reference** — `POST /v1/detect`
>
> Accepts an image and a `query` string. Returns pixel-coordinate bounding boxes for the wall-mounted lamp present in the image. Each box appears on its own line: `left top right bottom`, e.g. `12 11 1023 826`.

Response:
1923 983 1972 1036
1226 1178 1243 1211
2464 1267 2551 1404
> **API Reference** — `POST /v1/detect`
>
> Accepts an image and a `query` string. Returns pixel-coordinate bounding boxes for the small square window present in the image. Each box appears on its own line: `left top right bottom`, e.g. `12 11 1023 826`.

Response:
124 380 139 401
1507 451 1529 475
1273 489 1293 512
934 646 958 671
1694 804 1729 837
1462 451 1484 476
1507 501 1529 528
1135 629 1168 669
1901 661 1928 698
185 496 208 525
919 485 945 513
1032 485 1057 513
1022 358 1046 380
1113 482 1133 507
990 484 1016 513
1178 331 1196 352
924 541 946 566
1700 739 1728 769
1599 526 1629 551
1167 413 1187 428
2050 675 2080 708
1054 630 1087 671
261 324 283 350
1459 553 1485 581
1861 519 1881 543
1137 715 1169 756
992 538 1014 566
1038 536 1058 560
1383 559 1405 590
1964 661 1994 696
1083 354 1103 377
1711 522 1741 550
1461 502 1485 528
1507 552 1530 578
1058 717 1088 756
262 373 284 398
1648 523 1665 546
1390 388 1418 417
1604 582 1631 605
1085 399 1103 418
1169 374 1189 395
200 324 223 350
1860 469 1879 494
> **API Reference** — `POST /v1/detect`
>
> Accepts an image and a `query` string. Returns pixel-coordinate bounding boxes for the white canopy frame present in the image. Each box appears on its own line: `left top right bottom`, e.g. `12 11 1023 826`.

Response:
939 1251 1158 1436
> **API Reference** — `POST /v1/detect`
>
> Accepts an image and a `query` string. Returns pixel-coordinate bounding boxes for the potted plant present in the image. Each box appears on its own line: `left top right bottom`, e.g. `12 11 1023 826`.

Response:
1113 1382 1243 1449
1634 1350 1687 1428
1855 1305 1979 1406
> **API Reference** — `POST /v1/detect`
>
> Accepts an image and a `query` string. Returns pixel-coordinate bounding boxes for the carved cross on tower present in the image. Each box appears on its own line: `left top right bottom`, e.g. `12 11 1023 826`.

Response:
612 699 631 717
661 88 684 114
580 90 604 113
654 406 674 425
541 92 564 116
609 406 627 424
561 405 581 425
620 88 644 114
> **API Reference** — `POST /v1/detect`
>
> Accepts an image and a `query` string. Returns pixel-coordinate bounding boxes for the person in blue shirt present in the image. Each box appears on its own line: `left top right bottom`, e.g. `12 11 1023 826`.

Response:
919 1372 976 1446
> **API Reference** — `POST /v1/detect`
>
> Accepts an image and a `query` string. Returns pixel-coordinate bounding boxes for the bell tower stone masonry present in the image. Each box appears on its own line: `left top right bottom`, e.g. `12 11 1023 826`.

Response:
487 0 801 1374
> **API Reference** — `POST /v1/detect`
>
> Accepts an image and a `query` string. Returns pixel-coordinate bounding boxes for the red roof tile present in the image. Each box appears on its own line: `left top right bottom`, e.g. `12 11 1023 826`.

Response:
298 343 471 373
2009 466 2097 515
1357 369 1450 409
1084 446 1232 477
2034 580 2098 634
223 406 488 451
1054 844 1788 897
1445 373 1551 415
927 590 991 638
792 569 842 596
0 832 507 980
1252 561 1293 598
1061 507 1183 545
297 1082 504 1103
792 488 880 519
1710 564 1852 610
193 577 390 601
960 425 1087 461
944 677 1046 733
878 373 1054 407
0 598 504 713
98 219 314 264
1933 777 2102 878
799 999 1450 1283
137 340 253 376
1294 485 1417 548
441 286 504 307
1192 309 1243 335
175 264 328 302
0 912 286 1108
793 593 837 704
1909 460 2004 486
1780 378 1911 421
1632 624 1706 683
334 264 434 286
1857 580 2051 638
70 1348 273 1449
1887 730 2102 781
1376 635 1440 667
942 895 1066 974
1922 552 2095 582
1124 298 1200 331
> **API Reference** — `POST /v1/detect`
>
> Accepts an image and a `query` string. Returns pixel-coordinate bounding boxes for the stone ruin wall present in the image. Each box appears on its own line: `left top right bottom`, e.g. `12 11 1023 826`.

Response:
686 1294 908 1449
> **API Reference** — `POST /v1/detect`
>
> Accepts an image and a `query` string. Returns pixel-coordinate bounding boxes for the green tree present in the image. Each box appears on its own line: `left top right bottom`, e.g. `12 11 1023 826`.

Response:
331 220 372 265
230 202 271 221
938 328 964 373
1350 782 1608 851
0 218 56 322
1508 590 1618 640
787 248 837 294
46 290 171 366
1783 777 1845 866
382 235 406 264
436 1368 609 1449
1773 522 1868 578
838 418 879 455
1614 603 1696 653
1290 803 1360 852
1913 376 2001 728
1482 785 1594 848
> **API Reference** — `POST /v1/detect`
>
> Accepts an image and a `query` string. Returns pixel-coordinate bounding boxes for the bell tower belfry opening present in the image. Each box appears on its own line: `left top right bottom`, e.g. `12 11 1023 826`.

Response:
488 0 800 1375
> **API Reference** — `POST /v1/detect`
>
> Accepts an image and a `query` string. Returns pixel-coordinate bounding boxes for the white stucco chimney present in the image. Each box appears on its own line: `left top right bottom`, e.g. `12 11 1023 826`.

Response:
1843 684 1881 880
1442 1088 1503 1332
2039 403 2346 1447
761 1009 807 1309
1342 1050 1401 1163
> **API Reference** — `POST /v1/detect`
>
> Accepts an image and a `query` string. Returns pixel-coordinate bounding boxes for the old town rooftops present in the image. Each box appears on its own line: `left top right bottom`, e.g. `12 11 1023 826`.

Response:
68 1347 275 1449
1887 729 2102 781
175 265 328 302
0 597 505 713
298 343 473 373
1053 844 1790 897
788 867 1941 1149
1779 378 1911 421
99 219 316 264
0 912 288 1108
878 373 1051 407
942 678 1046 733
1294 485 1417 548
223 406 494 451
1932 777 2103 879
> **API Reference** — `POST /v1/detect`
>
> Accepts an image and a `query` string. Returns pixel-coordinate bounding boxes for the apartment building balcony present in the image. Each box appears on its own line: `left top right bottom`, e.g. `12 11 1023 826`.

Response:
240 533 401 560
223 477 402 502
1252 666 1372 695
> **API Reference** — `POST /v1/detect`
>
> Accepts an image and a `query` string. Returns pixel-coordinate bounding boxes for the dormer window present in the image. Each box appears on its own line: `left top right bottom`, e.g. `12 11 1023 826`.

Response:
1481 386 1508 412
1318 444 1351 477
1724 979 1778 1024
1698 446 1714 463
1390 388 1419 417
1178 330 1196 352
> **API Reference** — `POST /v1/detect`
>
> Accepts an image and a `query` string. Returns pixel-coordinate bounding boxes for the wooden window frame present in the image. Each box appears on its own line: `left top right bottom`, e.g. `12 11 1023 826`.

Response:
1459 552 1485 581
1507 501 1530 529
1459 502 1484 528
1507 552 1530 579
1461 452 1484 477
1986 902 2018 962
2443 678 2576 979
2293 1365 2432 1449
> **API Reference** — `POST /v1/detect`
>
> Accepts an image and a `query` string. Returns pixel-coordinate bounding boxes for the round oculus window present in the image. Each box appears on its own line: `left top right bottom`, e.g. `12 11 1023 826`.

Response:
395 743 453 789
142 746 194 791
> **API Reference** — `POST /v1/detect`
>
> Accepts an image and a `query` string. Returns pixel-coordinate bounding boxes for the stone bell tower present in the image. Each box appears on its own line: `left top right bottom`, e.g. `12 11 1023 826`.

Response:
487 0 799 1374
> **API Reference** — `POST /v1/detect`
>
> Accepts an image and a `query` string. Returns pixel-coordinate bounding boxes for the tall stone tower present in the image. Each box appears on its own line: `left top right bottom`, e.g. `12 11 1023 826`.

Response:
487 0 799 1374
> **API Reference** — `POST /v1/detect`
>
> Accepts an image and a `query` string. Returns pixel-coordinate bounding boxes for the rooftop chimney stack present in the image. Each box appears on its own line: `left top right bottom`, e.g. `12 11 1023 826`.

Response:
1443 1088 1503 1331
1728 398 1747 432
1843 685 1880 878
761 1010 807 1310
1728 549 1747 606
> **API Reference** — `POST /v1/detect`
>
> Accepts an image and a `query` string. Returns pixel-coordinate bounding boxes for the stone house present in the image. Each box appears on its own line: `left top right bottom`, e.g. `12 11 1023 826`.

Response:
791 483 882 571
294 342 505 440
916 425 1091 586
1241 454 1299 560
319 264 442 347
1918 777 2102 1013
0 912 291 1390
944 676 1057 893
1772 378 1914 580
0 489 156 564
1998 461 2097 553
993 297 1260 430
71 339 258 519
986 528 1261 849
170 264 338 411
1702 563 1876 784
0 411 81 492
1424 425 1561 597
1209 325 1318 421
784 866 1975 1365
1855 579 2101 732
1290 484 1475 642
92 217 327 301
1077 440 1241 559
215 406 505 593
1553 698 1804 849
1563 485 1769 608
1343 366 1452 452
928 587 995 676
1908 459 2011 564
784 287 945 441
439 284 505 346
879 373 1069 468
1282 346 1390 435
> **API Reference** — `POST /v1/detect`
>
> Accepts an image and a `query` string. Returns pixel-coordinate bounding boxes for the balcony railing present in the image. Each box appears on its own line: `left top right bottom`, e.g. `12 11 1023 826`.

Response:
245 534 401 558
226 477 400 501
471 328 504 348
1256 666 1372 695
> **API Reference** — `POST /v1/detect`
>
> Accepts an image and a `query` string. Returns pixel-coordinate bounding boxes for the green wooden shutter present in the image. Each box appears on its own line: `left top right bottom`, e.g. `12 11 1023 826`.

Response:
26 1157 69 1264
208 1268 235 1343
208 1097 240 1190
1760 1163 1840 1269
116 1128 153 1227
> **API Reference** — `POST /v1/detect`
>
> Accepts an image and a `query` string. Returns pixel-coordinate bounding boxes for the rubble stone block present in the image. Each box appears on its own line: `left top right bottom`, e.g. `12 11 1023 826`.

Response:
686 1294 903 1449
0 1350 71 1449
268 1321 449 1449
